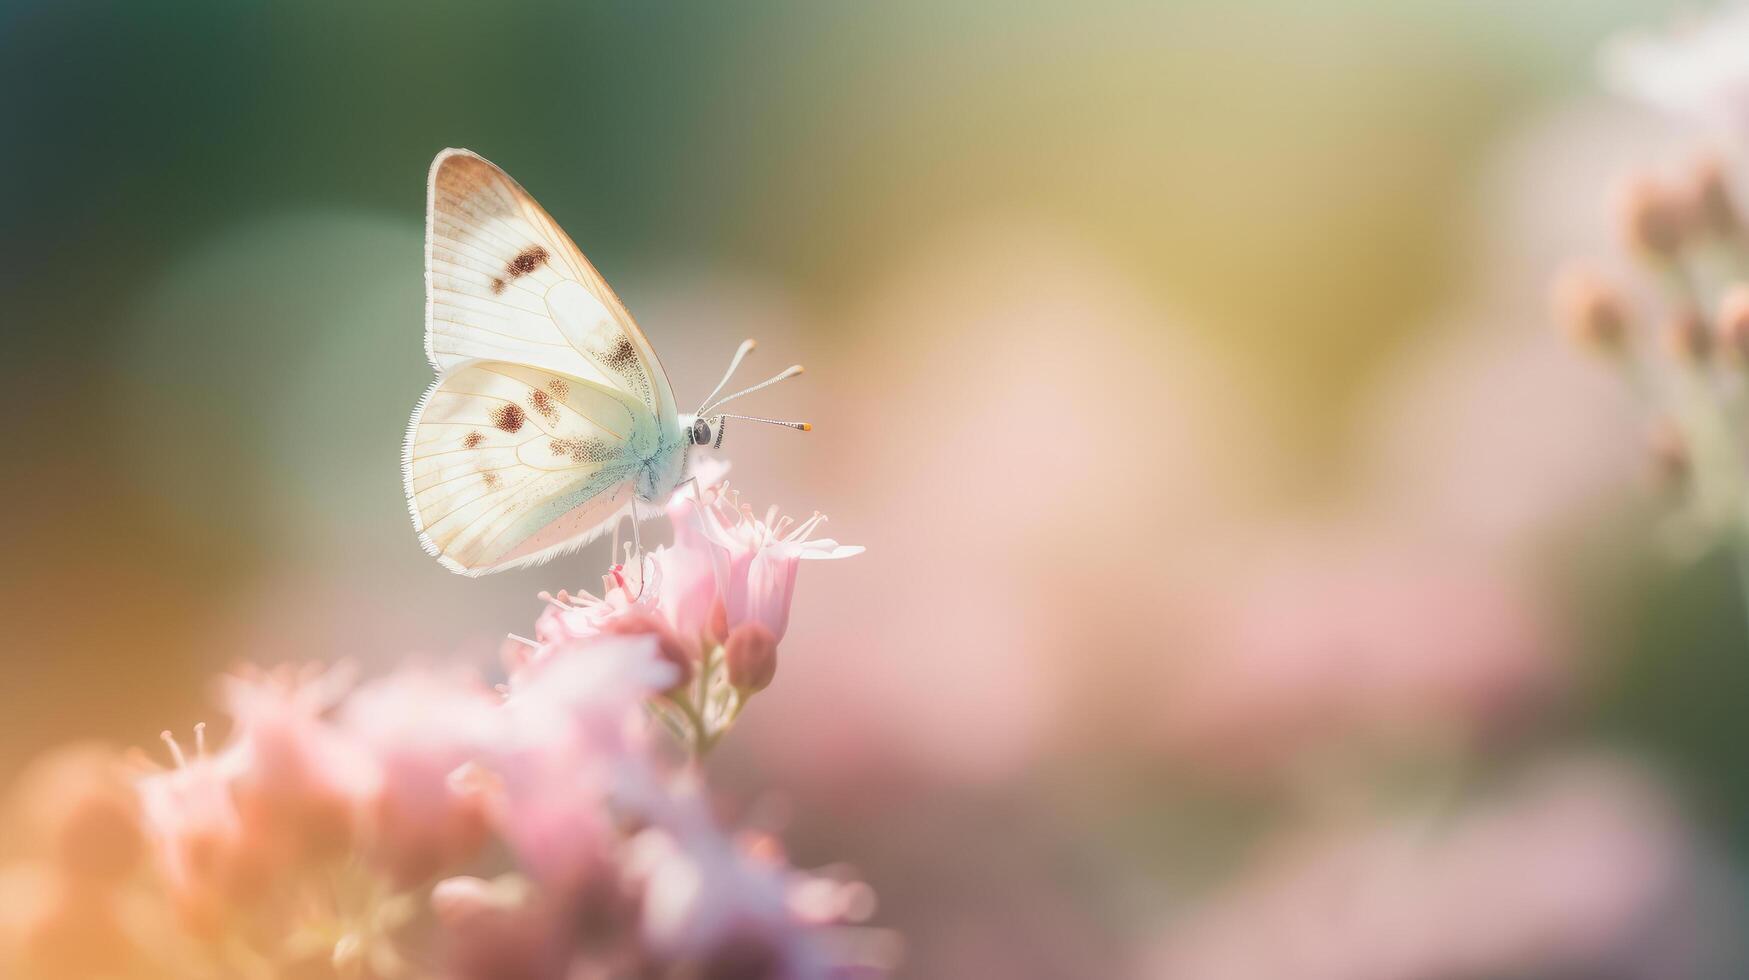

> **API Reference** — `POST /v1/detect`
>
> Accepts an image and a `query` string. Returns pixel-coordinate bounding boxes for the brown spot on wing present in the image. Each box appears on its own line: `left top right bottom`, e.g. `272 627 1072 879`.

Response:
481 471 503 491
463 431 485 449
602 336 639 371
549 436 616 464
546 378 569 399
490 277 506 294
529 388 559 423
490 403 526 433
507 245 549 279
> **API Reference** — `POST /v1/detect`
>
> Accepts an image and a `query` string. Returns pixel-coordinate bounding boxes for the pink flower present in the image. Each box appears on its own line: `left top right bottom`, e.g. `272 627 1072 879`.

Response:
340 668 504 886
506 628 681 742
529 560 699 689
528 474 856 688
698 487 863 644
648 541 720 646
219 663 372 864
430 875 574 980
665 455 731 549
494 635 678 888
626 794 840 980
134 726 263 928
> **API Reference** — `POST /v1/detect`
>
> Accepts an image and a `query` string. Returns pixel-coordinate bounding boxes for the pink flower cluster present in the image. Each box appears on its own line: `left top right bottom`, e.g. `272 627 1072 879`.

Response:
0 476 882 980
521 471 863 756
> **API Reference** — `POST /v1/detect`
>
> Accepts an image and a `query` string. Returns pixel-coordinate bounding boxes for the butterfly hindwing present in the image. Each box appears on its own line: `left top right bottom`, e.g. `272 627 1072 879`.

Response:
404 361 644 575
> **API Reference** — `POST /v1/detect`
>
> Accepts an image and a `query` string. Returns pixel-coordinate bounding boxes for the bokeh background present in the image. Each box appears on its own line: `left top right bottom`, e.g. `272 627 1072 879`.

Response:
6 0 1749 975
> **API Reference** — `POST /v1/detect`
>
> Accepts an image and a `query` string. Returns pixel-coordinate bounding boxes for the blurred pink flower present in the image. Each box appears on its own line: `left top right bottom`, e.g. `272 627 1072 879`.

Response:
1144 758 1729 980
340 668 503 886
627 794 842 980
134 727 260 928
698 488 863 645
1155 535 1564 778
1603 4 1749 138
430 875 573 980
494 635 677 889
506 631 679 739
218 663 372 864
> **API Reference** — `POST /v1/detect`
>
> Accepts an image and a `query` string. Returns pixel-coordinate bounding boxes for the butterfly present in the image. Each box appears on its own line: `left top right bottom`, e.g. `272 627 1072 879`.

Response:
403 148 809 575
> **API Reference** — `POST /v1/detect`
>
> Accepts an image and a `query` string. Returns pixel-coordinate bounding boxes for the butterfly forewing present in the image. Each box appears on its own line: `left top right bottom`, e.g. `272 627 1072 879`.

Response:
424 148 677 430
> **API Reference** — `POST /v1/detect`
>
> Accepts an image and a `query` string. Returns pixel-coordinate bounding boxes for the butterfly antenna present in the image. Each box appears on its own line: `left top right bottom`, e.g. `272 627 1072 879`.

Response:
696 339 758 415
702 365 805 415
717 413 812 432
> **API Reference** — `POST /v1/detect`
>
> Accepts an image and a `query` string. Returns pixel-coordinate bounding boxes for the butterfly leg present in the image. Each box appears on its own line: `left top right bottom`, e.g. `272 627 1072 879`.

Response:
631 508 644 565
621 505 650 602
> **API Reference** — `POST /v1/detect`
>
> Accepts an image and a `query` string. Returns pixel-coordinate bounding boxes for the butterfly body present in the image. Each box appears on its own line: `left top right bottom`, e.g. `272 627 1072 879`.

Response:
404 149 797 576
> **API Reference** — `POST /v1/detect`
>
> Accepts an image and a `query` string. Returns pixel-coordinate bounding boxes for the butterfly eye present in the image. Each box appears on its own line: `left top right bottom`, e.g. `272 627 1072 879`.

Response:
692 419 711 445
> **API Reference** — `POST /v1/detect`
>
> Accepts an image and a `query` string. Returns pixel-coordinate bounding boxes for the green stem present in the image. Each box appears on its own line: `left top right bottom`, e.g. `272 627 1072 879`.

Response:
669 694 709 759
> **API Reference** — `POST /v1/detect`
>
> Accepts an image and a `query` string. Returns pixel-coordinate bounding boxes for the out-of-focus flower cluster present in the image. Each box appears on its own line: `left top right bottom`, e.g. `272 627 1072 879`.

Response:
1551 151 1749 558
1147 758 1729 980
1123 14 1749 977
1557 7 1749 564
0 472 886 980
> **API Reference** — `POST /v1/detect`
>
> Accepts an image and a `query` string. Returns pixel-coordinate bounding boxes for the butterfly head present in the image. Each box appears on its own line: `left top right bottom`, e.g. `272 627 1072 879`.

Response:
684 415 723 450
687 339 813 451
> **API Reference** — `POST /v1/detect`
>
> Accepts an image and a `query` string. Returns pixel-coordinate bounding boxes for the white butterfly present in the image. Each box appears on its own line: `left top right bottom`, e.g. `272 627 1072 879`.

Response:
403 148 809 575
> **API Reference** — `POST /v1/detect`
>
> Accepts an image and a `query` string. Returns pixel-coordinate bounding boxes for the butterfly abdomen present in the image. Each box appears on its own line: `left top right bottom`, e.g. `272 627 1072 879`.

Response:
633 437 688 503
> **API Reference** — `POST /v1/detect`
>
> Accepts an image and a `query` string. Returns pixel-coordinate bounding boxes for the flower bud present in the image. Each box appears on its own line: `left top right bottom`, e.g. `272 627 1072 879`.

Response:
1719 284 1749 361
1688 152 1738 238
1663 307 1710 364
708 597 729 647
1550 263 1630 352
725 623 779 694
1615 172 1688 259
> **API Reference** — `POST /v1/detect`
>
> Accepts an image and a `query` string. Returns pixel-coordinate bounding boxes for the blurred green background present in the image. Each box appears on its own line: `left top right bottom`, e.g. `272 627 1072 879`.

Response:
7 1 1749 976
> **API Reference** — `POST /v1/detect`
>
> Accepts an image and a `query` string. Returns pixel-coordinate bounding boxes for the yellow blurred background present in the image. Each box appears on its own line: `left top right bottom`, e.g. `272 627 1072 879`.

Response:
6 1 1748 975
